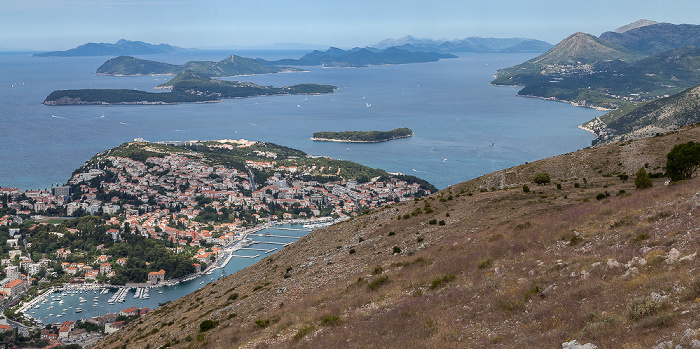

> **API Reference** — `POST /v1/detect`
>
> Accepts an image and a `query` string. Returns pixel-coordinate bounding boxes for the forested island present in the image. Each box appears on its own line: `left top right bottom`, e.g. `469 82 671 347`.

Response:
43 73 336 105
311 128 414 142
96 54 299 77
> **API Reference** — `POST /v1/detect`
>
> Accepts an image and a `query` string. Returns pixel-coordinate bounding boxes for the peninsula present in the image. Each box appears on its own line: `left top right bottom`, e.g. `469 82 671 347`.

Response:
311 127 414 142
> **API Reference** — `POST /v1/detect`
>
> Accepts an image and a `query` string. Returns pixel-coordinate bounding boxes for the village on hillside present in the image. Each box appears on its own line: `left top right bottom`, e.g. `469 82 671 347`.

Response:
0 139 432 347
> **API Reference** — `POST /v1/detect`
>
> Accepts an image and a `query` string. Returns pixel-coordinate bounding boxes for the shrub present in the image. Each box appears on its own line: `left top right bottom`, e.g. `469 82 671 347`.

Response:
438 220 446 226
428 219 437 225
666 141 700 181
392 246 402 254
478 258 493 269
349 248 356 254
320 315 341 326
227 293 239 301
372 266 384 274
254 319 271 329
388 231 395 236
522 185 530 193
199 320 218 332
618 174 629 181
634 167 653 189
429 274 456 290
367 276 390 291
293 326 314 340
533 173 551 185
556 183 562 190
626 296 665 321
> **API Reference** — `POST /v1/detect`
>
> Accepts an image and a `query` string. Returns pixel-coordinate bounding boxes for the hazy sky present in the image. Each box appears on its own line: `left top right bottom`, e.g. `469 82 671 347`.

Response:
1 0 698 51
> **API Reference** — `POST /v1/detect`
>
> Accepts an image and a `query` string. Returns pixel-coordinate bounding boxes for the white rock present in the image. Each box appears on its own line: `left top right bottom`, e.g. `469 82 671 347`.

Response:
680 252 697 262
682 328 699 341
653 340 673 349
562 340 598 349
666 248 681 264
607 259 622 269
690 339 700 349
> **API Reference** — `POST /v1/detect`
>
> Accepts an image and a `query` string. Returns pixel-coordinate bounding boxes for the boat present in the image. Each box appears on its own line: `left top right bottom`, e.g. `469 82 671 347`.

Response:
75 308 82 313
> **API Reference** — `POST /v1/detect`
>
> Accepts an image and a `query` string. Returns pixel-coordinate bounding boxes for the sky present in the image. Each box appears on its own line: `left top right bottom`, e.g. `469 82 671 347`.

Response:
1 0 698 51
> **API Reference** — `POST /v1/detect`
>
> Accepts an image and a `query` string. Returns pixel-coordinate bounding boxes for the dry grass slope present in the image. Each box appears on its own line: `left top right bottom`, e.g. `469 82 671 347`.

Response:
96 124 700 349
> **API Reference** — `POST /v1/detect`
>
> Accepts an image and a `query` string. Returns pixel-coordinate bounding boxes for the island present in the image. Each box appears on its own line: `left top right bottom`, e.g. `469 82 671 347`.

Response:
311 128 414 143
34 39 182 57
43 73 336 105
258 47 456 68
96 54 301 77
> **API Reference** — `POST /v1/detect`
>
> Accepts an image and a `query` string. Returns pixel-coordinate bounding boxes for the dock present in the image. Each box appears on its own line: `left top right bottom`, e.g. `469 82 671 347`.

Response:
249 233 301 239
231 254 259 259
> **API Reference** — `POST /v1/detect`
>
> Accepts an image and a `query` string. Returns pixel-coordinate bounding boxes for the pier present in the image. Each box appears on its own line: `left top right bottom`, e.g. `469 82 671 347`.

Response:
231 254 259 259
239 247 277 253
270 227 311 231
249 233 301 239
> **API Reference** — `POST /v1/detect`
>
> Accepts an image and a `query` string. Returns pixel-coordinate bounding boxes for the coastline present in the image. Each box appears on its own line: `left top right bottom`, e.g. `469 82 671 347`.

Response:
15 219 324 326
518 94 613 111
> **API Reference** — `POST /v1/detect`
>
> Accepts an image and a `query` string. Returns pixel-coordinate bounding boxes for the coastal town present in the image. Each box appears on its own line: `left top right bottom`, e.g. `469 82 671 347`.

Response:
0 139 432 347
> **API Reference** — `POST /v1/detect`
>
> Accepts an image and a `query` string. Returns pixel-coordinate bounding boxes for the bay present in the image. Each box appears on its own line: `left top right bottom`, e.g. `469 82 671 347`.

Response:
26 223 309 324
0 50 600 191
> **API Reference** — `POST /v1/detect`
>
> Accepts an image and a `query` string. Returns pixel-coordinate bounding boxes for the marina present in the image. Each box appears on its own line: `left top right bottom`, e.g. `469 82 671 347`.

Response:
22 222 312 325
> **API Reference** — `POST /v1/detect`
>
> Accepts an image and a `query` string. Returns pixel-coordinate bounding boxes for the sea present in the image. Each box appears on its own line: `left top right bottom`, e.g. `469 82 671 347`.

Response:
0 50 601 191
1 49 603 323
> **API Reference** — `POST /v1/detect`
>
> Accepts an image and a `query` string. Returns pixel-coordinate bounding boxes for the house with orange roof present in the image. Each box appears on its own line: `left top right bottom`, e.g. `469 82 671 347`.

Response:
147 269 165 285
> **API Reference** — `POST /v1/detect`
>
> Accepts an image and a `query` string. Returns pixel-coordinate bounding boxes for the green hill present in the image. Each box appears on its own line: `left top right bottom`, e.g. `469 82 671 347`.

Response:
96 55 301 77
491 32 643 86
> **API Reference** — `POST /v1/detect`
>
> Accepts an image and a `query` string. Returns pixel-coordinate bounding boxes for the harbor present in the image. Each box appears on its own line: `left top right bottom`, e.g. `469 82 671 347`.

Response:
21 222 316 325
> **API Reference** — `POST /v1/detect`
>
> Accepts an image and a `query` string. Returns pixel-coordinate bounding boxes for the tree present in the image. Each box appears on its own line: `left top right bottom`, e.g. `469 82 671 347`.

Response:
533 173 551 185
634 167 653 189
666 141 700 181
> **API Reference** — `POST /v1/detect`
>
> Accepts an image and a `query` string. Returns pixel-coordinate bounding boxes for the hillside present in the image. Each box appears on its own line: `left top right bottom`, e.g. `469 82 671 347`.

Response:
34 39 182 57
491 32 643 86
601 22 700 55
96 55 299 77
94 124 700 348
583 83 700 144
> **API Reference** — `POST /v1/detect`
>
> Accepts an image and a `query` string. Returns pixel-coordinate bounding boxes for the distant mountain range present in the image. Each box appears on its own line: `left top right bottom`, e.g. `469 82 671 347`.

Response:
372 35 553 53
257 47 457 68
96 55 299 77
34 39 183 57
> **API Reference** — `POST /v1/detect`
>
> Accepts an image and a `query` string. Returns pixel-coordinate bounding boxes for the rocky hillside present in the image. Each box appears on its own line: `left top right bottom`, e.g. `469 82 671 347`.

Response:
95 124 700 349
584 82 700 144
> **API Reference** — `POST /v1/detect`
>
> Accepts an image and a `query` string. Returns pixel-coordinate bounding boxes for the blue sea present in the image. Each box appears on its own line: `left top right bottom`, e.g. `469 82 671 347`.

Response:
0 50 601 190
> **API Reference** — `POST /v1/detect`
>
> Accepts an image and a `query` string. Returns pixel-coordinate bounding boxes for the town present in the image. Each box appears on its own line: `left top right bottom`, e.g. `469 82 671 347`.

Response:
0 139 433 347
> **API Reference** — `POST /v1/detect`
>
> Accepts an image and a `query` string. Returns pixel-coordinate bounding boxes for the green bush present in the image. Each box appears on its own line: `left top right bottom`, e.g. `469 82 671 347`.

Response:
429 274 456 290
199 320 218 332
254 319 271 328
367 276 390 291
320 315 341 326
634 167 653 189
392 246 402 254
533 173 551 185
293 326 314 340
522 185 530 193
